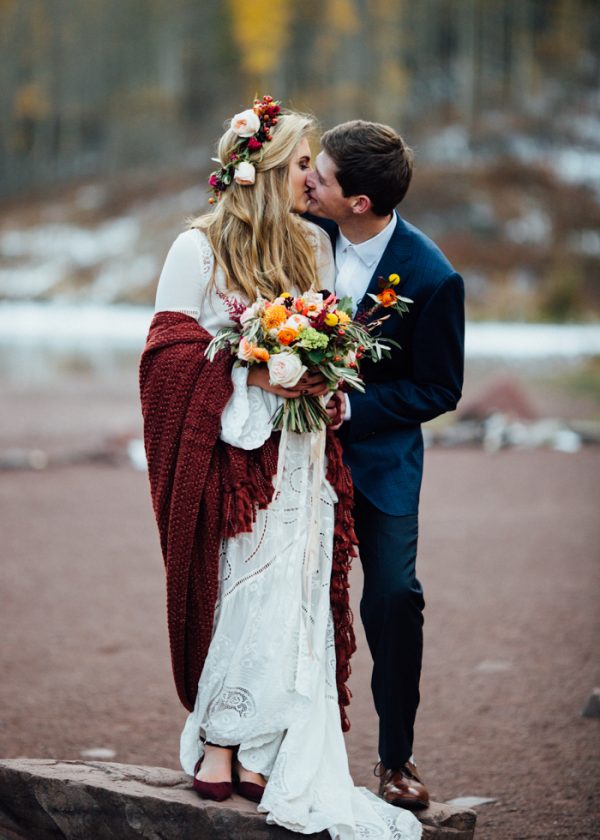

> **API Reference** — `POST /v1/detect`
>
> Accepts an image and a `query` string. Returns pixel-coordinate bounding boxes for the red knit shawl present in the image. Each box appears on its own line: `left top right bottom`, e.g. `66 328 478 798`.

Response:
140 311 357 731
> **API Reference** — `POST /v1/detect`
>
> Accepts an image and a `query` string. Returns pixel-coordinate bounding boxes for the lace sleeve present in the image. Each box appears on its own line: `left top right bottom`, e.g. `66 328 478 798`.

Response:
220 365 282 450
154 229 213 319
156 228 280 450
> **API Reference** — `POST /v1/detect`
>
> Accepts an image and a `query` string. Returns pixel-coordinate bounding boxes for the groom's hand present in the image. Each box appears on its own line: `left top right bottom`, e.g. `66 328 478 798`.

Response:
326 390 345 430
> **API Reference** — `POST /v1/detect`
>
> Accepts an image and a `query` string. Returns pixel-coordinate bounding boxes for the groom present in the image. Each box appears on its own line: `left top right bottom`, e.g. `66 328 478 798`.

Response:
306 121 464 809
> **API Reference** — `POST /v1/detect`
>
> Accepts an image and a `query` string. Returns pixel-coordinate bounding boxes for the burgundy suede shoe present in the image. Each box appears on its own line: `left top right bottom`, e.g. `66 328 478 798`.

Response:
193 756 233 802
236 780 265 804
234 759 266 804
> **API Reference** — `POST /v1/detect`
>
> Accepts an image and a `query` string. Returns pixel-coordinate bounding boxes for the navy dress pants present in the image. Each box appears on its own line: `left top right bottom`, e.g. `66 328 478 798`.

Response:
353 489 425 770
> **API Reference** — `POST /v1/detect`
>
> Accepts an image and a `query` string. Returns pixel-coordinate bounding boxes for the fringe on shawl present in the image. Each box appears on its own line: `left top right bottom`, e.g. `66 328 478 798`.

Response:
325 431 358 732
220 443 280 540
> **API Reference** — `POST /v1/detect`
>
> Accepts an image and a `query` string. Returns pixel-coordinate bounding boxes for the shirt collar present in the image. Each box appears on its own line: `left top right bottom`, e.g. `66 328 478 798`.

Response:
336 213 397 268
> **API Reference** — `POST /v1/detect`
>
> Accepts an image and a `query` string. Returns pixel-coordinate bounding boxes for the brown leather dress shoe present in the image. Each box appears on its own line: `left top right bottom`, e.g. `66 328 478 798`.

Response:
376 760 430 810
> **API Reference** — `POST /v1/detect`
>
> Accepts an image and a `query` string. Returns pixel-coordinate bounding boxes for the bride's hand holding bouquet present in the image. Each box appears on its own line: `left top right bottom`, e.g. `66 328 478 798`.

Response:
206 289 403 433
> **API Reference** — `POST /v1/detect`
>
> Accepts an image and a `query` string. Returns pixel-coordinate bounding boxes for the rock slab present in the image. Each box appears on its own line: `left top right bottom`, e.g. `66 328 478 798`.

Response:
0 759 476 840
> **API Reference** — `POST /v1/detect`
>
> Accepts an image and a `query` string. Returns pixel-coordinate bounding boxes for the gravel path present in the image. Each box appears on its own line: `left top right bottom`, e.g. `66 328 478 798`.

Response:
0 386 598 838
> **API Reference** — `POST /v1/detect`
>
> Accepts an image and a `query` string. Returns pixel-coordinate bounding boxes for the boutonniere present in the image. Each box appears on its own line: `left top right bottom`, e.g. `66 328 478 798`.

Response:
356 273 413 325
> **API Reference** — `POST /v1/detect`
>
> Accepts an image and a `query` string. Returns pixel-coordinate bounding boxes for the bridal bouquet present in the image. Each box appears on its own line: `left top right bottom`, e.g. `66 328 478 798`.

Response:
207 290 399 433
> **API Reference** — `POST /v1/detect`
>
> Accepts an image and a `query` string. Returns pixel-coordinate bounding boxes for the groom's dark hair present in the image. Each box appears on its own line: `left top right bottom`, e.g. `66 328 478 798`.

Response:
321 120 413 216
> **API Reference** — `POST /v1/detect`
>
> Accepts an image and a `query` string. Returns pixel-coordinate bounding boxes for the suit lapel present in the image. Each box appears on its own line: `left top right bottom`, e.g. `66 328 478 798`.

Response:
356 211 413 314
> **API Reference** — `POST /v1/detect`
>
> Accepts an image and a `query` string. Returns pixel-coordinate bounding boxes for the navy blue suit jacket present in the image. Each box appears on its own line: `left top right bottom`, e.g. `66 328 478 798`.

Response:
309 211 465 516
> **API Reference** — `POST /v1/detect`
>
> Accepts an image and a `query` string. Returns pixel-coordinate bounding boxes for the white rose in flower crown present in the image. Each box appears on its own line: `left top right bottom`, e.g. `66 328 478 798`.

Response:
231 109 261 137
234 161 256 185
268 351 306 388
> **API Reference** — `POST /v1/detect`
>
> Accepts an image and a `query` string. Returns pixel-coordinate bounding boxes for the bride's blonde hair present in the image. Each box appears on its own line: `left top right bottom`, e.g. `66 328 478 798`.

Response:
191 111 318 301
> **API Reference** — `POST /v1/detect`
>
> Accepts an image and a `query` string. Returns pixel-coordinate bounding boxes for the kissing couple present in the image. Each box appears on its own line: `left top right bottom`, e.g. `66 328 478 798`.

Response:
141 95 464 840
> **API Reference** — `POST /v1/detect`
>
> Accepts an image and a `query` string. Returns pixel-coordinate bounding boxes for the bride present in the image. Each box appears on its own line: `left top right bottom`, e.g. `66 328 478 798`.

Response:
140 96 421 840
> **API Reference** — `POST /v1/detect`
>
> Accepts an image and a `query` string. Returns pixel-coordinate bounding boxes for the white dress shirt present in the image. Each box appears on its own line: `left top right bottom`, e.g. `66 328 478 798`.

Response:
335 214 397 420
335 213 397 314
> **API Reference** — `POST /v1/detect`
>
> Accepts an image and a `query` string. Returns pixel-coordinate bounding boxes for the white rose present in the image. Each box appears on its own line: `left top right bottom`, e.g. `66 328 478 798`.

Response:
231 109 261 137
234 161 256 185
302 290 325 311
239 299 264 325
268 352 306 388
285 313 309 331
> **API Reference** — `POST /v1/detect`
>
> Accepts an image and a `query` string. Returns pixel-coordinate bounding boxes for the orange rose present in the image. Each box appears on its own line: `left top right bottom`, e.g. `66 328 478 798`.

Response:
252 346 270 362
378 288 397 307
277 327 299 345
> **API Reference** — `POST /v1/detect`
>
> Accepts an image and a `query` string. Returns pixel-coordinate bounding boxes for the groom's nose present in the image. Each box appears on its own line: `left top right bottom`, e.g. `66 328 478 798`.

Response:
305 170 316 188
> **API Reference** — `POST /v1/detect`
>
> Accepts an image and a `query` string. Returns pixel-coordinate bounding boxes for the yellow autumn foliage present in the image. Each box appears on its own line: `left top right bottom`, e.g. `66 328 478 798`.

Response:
323 0 359 36
227 0 292 76
14 82 50 120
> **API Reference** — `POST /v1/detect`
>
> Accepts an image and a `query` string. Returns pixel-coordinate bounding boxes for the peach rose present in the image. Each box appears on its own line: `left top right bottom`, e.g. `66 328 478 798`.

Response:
231 109 261 137
238 337 269 363
238 336 256 362
268 352 306 388
285 313 310 331
302 290 325 311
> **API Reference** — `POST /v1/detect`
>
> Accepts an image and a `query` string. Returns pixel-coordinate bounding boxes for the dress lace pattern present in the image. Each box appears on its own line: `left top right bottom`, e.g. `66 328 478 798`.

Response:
158 225 421 840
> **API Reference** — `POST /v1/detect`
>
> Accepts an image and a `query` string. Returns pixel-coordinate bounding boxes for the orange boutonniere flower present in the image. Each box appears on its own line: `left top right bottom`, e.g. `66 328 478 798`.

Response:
359 272 413 324
378 288 398 307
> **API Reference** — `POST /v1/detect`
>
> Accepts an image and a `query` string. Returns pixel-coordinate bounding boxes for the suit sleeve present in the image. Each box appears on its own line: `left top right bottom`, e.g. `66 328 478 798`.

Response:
346 272 465 441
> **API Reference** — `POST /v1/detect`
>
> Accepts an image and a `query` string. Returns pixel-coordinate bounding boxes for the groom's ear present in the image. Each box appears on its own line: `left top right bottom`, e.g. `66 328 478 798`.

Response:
350 194 372 215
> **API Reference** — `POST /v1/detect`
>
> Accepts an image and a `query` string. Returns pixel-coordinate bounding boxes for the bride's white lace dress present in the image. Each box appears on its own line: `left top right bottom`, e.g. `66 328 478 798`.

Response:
155 223 422 840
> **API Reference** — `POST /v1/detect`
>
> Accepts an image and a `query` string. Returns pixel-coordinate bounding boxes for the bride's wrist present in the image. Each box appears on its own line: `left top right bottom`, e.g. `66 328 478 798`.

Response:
247 364 268 390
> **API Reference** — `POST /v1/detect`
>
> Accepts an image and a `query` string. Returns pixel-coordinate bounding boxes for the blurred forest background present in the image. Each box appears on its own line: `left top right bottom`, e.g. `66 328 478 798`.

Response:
1 0 600 325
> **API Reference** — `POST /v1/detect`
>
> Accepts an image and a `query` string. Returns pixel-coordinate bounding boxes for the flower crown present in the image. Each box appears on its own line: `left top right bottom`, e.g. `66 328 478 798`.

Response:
208 95 282 204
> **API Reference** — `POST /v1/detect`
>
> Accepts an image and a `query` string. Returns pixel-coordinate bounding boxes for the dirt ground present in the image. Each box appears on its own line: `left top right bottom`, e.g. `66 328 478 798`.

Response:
0 374 599 839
